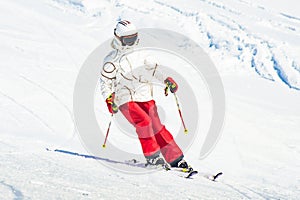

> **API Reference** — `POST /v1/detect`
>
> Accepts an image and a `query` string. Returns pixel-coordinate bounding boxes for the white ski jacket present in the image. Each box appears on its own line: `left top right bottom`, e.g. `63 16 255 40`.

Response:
100 39 167 106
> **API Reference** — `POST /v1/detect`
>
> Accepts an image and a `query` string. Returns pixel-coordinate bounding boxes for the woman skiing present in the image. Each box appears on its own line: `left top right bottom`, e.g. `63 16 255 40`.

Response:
100 20 189 169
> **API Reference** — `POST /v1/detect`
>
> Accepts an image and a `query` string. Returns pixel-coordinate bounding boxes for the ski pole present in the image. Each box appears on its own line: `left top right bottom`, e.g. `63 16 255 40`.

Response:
165 84 188 134
102 113 113 148
173 93 188 134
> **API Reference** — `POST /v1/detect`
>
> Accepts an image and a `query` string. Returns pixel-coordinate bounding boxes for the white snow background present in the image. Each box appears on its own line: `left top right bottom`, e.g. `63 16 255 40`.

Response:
0 0 299 199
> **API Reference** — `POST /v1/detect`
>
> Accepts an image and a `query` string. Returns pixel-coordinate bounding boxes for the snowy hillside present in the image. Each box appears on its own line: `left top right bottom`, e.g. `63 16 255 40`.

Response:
0 0 299 199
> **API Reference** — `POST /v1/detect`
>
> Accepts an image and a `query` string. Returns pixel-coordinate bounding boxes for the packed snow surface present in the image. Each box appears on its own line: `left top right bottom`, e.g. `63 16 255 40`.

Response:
0 0 299 199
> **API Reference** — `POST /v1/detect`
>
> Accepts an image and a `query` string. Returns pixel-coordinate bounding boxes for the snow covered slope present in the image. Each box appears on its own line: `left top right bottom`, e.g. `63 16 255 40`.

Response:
0 0 299 199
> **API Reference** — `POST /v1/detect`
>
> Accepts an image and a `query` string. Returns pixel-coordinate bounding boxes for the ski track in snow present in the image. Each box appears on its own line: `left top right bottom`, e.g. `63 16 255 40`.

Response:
220 180 286 200
19 75 74 123
280 13 300 22
18 75 78 148
0 91 56 134
221 182 252 199
0 181 24 200
242 185 279 200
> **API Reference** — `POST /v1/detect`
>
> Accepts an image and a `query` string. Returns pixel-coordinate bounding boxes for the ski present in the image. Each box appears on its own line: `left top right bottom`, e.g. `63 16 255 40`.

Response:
172 168 199 179
203 172 223 181
186 170 198 178
184 170 222 181
124 159 198 178
125 159 165 169
211 172 223 181
47 149 223 181
165 165 222 181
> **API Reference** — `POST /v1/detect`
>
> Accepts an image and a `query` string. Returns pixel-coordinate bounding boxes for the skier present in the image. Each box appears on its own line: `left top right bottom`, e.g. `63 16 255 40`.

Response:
100 20 189 169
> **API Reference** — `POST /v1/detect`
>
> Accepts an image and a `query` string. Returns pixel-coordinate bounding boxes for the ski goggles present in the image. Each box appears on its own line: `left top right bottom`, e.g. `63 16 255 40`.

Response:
114 30 138 46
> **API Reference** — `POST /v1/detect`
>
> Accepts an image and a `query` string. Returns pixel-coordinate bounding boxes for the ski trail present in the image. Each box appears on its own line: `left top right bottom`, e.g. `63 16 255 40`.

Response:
221 182 252 199
221 180 286 200
0 181 24 200
19 75 78 149
243 186 278 200
0 91 56 134
280 13 300 21
19 75 74 123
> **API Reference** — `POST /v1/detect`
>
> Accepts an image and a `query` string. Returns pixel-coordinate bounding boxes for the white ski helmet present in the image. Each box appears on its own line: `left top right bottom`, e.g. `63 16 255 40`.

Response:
114 20 138 47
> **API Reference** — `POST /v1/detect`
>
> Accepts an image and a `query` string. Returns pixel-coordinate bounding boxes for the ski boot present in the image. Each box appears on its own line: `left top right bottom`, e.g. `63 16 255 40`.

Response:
177 159 193 173
145 154 166 167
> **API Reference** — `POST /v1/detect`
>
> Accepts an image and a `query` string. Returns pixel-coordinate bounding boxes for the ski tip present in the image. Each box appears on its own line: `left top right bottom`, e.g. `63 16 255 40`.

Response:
185 170 198 178
212 172 223 181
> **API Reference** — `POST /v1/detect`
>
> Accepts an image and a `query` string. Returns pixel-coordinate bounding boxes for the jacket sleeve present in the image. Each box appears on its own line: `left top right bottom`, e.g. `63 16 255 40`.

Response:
100 61 117 99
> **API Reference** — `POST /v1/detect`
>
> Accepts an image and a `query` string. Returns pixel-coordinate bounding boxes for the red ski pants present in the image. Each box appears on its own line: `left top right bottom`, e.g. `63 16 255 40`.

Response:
119 100 183 164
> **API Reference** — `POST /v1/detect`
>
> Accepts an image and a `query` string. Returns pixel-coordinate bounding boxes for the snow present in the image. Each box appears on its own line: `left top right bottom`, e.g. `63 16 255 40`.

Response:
0 0 299 199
